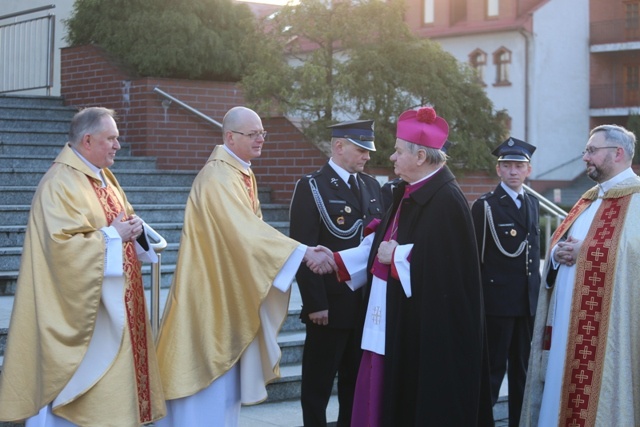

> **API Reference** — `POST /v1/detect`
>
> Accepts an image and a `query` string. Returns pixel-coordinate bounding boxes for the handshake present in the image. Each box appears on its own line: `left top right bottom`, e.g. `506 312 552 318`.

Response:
303 246 337 275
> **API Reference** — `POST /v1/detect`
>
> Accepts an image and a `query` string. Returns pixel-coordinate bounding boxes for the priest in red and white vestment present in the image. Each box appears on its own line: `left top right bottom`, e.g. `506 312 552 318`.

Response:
0 108 166 426
521 124 640 427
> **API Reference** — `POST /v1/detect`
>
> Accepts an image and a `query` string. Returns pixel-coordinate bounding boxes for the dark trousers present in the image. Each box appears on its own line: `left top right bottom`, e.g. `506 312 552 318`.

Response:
301 323 361 427
486 315 533 427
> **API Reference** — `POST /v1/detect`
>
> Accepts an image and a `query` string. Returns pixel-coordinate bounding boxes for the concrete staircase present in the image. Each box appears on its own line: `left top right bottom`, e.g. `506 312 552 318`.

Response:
0 95 304 425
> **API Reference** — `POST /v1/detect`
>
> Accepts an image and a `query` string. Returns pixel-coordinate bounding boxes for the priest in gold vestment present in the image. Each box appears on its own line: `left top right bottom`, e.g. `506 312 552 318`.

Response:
0 108 165 426
521 124 640 427
155 106 335 427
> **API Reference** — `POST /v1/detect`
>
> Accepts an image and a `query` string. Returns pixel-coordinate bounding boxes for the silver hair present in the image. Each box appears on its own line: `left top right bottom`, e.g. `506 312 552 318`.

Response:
590 124 636 160
405 139 448 164
68 107 117 147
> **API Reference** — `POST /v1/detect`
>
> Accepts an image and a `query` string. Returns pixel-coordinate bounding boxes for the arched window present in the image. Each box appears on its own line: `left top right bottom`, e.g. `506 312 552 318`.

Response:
493 47 511 86
469 49 487 86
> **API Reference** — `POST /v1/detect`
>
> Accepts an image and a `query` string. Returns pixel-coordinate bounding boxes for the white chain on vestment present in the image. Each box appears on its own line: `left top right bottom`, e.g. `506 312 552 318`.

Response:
309 178 363 240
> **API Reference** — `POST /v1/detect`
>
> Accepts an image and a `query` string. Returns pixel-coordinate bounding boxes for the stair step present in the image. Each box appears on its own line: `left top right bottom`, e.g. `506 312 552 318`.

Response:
0 95 66 108
0 203 288 227
0 118 72 133
0 186 192 206
0 169 198 186
0 154 158 170
0 106 77 121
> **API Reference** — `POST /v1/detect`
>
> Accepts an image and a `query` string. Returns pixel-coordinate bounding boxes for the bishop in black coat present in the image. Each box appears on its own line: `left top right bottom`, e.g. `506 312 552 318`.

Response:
364 167 493 426
334 107 493 427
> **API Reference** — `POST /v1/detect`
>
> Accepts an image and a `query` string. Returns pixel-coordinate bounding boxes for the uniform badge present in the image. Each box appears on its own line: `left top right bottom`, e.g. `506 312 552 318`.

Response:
510 229 517 237
337 216 345 225
330 177 339 187
345 206 352 213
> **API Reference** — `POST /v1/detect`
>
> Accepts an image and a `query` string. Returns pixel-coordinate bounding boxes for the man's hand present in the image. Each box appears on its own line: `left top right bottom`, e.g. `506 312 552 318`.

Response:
304 245 336 275
308 310 329 326
110 211 144 242
377 240 398 265
555 236 581 266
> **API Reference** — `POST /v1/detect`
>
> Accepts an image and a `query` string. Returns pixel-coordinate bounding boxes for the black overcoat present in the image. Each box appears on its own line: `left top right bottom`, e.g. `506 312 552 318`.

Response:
363 166 494 426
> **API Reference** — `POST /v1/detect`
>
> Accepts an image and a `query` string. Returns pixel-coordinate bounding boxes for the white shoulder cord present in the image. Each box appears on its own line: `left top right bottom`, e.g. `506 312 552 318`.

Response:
309 178 363 240
484 200 528 258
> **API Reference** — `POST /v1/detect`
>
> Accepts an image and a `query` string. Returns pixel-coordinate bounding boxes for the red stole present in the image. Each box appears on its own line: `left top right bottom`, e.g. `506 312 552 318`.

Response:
242 171 258 213
551 195 632 426
90 179 152 423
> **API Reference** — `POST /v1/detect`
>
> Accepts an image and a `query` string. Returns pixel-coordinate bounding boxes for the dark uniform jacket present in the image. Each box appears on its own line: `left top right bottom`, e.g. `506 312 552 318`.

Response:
290 163 383 328
471 183 541 317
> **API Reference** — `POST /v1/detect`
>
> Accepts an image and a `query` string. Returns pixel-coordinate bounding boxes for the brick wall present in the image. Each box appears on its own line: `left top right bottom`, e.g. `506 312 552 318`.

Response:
60 44 329 202
60 44 497 204
457 170 498 202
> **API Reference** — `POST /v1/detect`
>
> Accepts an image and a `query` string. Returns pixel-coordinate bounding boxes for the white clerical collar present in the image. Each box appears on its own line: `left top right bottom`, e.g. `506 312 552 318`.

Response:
500 181 524 203
70 145 106 186
409 165 443 186
328 158 353 185
598 167 636 196
222 144 251 171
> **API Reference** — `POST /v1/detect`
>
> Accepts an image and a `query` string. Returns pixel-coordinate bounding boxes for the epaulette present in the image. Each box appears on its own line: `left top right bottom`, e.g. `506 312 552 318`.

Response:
300 170 322 180
360 171 376 179
478 191 494 200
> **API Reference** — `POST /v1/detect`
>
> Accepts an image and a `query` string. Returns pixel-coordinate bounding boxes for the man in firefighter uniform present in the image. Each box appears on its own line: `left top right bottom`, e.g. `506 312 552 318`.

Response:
289 119 383 427
471 137 541 427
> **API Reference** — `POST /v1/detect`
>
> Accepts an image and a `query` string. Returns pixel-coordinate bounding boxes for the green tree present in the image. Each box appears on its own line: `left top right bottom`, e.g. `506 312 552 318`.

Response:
242 0 507 168
65 0 269 81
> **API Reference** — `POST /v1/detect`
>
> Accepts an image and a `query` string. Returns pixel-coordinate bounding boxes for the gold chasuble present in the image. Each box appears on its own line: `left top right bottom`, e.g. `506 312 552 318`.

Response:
156 145 299 403
0 144 165 426
522 175 640 426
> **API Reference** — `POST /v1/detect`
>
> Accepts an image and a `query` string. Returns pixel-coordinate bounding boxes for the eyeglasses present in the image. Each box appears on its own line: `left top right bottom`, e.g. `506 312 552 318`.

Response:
231 130 267 140
581 146 619 156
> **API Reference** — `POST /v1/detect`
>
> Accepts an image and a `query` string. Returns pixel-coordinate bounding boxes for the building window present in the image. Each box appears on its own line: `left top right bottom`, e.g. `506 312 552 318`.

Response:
626 1 640 39
624 64 640 105
487 0 499 17
450 0 467 25
493 47 511 86
423 0 434 24
627 64 640 89
469 49 487 86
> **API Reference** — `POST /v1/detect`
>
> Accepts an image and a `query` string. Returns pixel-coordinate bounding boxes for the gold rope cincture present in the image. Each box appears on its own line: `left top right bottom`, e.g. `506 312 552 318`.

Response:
483 200 529 275
309 178 363 240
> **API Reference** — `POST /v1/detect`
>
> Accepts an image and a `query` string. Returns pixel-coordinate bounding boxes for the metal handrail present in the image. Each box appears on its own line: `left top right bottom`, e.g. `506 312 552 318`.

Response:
523 183 568 255
153 87 222 129
144 224 167 338
0 4 55 21
0 5 56 95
